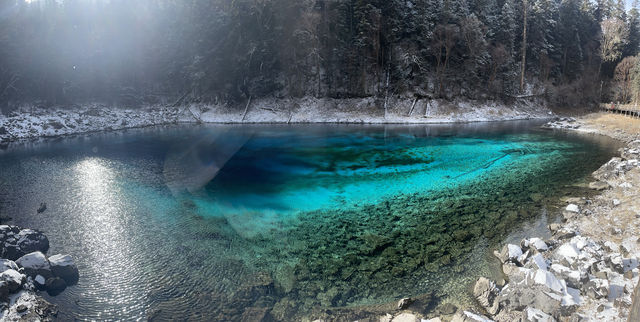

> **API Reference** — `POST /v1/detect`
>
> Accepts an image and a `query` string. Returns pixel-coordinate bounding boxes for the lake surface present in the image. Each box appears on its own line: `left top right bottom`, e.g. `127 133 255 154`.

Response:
0 122 620 320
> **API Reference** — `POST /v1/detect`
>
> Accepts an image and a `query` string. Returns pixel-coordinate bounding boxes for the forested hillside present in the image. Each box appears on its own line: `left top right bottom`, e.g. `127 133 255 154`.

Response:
0 0 639 110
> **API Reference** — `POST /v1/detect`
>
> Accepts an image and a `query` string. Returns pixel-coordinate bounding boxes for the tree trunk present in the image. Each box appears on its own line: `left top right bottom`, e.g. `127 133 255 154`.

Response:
520 0 528 93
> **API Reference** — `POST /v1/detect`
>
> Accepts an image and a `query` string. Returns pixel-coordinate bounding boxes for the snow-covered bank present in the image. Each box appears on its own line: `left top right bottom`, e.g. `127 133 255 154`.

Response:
0 105 180 143
193 96 552 124
0 97 552 143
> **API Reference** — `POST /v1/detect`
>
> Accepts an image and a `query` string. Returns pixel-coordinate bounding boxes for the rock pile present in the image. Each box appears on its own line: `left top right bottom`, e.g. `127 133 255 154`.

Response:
541 117 580 130
0 225 79 321
466 230 638 321
457 138 640 321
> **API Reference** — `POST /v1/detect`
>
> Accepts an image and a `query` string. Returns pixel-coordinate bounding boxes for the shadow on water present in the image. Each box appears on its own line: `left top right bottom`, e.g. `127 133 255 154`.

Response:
0 121 622 320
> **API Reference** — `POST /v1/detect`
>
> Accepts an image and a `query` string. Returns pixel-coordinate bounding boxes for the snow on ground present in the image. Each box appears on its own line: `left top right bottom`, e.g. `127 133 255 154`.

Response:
196 96 553 123
0 97 553 143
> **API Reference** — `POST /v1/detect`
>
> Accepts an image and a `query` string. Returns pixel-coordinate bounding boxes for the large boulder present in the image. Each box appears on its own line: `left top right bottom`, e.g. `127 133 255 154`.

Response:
0 259 19 273
45 277 66 296
0 226 49 260
495 244 523 264
16 251 52 278
473 277 500 315
524 307 554 322
1 269 25 292
48 254 79 285
451 311 493 322
15 229 50 254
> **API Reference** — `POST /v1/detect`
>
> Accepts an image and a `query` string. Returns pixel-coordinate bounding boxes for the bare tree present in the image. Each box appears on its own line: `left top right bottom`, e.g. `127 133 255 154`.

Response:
432 24 459 97
489 44 508 85
613 56 637 102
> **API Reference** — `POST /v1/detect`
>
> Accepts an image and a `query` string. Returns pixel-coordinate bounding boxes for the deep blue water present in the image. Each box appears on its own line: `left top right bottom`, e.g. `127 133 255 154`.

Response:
0 122 619 320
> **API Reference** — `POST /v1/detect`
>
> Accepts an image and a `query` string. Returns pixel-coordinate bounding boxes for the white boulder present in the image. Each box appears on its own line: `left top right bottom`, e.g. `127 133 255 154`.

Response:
565 204 579 213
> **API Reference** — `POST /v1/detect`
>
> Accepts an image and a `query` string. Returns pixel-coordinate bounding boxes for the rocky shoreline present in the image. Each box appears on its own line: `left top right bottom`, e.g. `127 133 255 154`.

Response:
0 98 552 144
0 225 79 321
368 114 640 322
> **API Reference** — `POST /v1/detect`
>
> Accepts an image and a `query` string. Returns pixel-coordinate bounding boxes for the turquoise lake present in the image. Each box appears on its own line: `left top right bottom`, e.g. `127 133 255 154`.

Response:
0 122 620 320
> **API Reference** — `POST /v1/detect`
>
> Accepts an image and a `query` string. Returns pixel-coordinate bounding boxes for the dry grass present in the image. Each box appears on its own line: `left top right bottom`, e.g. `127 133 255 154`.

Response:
581 112 640 137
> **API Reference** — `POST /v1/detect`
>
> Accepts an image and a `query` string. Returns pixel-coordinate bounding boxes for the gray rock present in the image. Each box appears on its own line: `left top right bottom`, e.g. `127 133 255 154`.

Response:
589 261 610 279
15 229 50 255
0 259 18 273
605 253 624 273
592 158 622 181
524 307 554 322
45 277 66 296
16 251 52 278
565 204 580 213
473 277 500 315
495 244 523 264
34 274 46 290
451 311 494 322
588 181 609 191
48 254 79 285
0 269 25 292
37 203 46 213
585 278 609 299
526 238 549 252
397 297 413 310
498 286 561 315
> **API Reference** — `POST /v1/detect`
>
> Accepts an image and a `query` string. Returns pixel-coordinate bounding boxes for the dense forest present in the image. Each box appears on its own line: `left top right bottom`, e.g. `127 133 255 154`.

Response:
1 0 640 110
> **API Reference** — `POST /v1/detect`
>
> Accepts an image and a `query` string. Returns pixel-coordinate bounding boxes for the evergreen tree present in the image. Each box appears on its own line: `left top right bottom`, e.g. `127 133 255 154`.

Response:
625 0 640 57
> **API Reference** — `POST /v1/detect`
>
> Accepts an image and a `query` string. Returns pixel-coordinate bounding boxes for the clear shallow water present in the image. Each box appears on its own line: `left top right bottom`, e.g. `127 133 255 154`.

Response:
0 122 619 320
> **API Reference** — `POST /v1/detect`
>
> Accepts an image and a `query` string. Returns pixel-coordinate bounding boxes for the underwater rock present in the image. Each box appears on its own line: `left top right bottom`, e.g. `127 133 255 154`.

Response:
45 277 67 296
397 297 413 310
588 181 609 191
529 193 544 203
48 254 79 285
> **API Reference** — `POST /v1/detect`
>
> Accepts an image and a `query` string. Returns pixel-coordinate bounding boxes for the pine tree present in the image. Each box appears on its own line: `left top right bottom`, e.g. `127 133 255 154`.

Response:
557 0 585 79
625 0 640 57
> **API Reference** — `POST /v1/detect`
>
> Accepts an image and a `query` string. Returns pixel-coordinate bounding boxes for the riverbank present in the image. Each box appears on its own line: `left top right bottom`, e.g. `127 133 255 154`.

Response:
0 97 552 143
396 112 640 322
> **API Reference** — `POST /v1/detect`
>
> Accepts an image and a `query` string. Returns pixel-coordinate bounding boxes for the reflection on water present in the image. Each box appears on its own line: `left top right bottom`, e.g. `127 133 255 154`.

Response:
73 158 146 314
0 122 621 320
